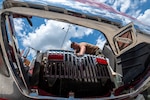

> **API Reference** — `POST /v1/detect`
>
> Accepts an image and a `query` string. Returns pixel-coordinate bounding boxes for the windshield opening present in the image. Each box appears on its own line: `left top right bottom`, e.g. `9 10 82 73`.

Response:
12 14 107 61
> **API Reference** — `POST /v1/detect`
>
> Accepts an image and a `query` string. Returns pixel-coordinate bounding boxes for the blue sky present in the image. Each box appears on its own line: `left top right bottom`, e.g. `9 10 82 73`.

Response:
0 0 150 58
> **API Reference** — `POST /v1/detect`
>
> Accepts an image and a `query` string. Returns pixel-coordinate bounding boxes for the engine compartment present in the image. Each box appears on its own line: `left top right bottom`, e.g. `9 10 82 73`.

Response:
30 50 115 98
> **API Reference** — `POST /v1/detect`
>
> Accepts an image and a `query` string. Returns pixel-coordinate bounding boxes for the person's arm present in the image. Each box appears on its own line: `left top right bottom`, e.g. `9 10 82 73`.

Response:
76 45 86 56
74 49 77 54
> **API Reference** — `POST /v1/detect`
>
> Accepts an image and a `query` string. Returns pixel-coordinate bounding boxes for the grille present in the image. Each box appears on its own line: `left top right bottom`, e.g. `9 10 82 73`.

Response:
43 50 110 83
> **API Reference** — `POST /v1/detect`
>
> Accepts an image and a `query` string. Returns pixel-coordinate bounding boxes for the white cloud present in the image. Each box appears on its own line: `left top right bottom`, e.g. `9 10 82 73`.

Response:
107 0 130 13
76 0 150 32
22 0 73 5
140 0 147 3
22 19 94 51
130 10 142 18
120 0 130 13
14 18 27 37
96 0 107 2
20 0 147 27
23 19 68 50
137 9 150 25
45 0 70 3
96 35 106 50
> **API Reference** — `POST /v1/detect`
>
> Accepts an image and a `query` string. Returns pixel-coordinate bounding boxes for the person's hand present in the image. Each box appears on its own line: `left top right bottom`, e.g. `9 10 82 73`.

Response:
76 53 83 57
74 51 76 55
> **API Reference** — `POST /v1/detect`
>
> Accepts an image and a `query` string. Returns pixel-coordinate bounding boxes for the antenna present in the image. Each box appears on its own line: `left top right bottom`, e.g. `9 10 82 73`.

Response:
60 24 71 48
